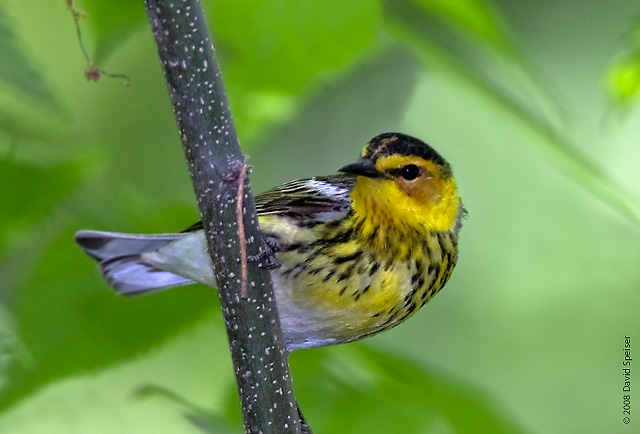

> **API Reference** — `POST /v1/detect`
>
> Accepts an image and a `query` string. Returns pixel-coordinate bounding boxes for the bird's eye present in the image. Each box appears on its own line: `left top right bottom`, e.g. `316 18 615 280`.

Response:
400 164 421 180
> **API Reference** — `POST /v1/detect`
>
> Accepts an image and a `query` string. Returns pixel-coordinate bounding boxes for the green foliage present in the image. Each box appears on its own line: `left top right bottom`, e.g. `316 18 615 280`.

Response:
1 0 639 433
0 6 68 141
610 59 640 102
211 0 380 93
209 0 381 140
81 0 147 64
0 8 57 106
386 0 640 227
290 346 523 433
0 158 89 250
608 18 640 104
413 0 508 45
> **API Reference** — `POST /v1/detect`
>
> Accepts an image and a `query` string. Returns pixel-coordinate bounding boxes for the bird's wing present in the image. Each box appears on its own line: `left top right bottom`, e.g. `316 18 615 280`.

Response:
256 174 354 218
182 174 355 232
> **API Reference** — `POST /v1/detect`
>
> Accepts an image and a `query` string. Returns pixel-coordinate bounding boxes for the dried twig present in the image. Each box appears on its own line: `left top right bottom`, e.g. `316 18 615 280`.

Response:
66 0 131 85
236 163 249 299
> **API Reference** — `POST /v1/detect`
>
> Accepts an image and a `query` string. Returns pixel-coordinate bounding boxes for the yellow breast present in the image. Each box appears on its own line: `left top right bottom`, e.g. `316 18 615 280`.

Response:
261 213 459 350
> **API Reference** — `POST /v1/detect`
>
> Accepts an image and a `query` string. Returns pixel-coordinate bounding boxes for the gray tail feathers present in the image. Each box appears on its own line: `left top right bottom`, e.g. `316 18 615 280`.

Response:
75 230 195 296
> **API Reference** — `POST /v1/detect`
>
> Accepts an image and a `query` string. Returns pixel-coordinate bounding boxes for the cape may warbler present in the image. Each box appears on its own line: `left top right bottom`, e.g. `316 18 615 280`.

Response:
76 133 465 351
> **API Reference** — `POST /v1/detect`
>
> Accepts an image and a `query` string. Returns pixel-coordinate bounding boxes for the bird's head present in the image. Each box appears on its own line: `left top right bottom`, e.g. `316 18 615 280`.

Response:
340 133 463 235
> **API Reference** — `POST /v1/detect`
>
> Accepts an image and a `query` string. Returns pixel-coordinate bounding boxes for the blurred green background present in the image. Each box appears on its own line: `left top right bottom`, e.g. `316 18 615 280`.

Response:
1 0 639 433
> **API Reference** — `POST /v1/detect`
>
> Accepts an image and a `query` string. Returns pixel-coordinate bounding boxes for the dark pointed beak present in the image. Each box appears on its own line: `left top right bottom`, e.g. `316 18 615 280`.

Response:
339 158 381 178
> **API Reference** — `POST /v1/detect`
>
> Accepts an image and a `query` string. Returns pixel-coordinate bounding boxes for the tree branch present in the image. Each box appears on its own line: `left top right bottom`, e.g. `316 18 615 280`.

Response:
144 1 303 432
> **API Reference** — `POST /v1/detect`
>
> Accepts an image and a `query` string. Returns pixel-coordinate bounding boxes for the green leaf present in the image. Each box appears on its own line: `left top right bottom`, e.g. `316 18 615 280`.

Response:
609 60 640 102
80 0 147 64
0 225 218 410
0 320 237 434
201 0 383 144
210 0 381 94
608 19 640 104
383 0 541 97
0 7 57 107
413 0 509 47
287 345 525 434
0 158 92 251
0 6 68 140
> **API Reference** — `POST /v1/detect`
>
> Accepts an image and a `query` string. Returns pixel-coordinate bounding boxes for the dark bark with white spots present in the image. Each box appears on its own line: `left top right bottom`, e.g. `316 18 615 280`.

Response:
144 1 303 432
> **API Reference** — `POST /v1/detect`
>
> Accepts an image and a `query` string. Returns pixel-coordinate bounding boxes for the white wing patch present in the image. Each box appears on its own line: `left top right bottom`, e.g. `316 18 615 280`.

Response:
306 178 350 199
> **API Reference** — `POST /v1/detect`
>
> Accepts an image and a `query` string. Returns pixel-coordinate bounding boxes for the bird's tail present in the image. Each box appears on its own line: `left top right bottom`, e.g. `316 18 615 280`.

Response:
75 230 213 296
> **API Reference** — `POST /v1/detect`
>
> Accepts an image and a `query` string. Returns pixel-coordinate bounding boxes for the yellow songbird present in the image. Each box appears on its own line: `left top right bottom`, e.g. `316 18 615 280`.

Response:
76 132 465 351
